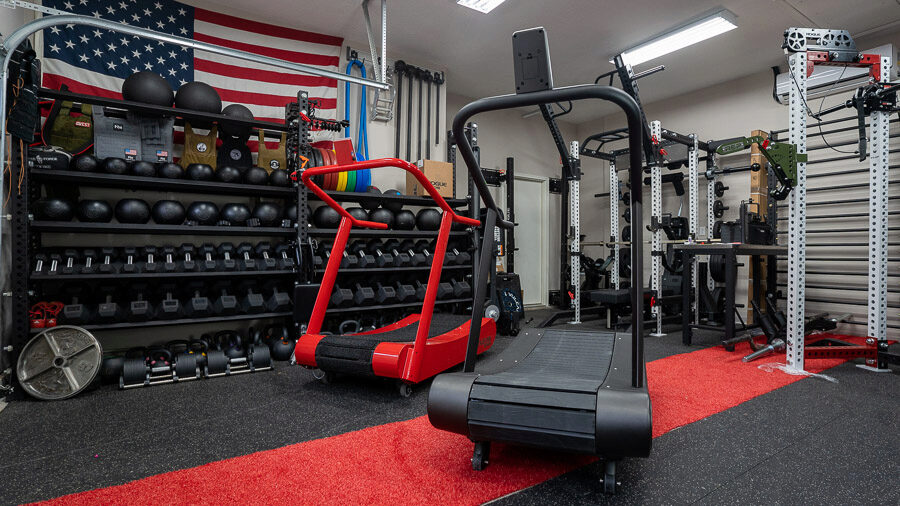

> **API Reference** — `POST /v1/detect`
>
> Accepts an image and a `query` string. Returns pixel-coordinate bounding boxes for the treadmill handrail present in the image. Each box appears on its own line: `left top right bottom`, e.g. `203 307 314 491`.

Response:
301 158 481 228
451 84 646 389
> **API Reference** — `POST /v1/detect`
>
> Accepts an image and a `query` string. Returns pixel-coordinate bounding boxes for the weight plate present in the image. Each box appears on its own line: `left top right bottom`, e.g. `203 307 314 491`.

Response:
345 167 356 194
174 352 198 380
121 356 148 387
337 171 348 192
205 349 228 376
709 254 726 283
17 325 102 400
322 149 337 190
356 168 370 192
251 344 272 369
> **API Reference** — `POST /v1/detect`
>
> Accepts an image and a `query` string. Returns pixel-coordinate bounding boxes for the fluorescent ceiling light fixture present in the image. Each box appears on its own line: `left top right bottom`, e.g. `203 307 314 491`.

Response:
616 10 737 66
457 0 507 14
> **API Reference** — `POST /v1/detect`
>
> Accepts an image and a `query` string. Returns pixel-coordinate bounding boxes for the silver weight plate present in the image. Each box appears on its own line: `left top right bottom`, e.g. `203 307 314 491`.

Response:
17 326 102 400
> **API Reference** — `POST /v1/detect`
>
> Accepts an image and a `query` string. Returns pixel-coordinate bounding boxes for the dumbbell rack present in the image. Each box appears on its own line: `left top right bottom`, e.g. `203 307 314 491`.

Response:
9 87 299 374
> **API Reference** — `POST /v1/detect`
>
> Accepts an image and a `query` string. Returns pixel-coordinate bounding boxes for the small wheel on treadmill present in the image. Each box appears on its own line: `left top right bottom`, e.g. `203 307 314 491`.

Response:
603 460 619 495
312 368 331 384
398 382 412 398
472 441 490 471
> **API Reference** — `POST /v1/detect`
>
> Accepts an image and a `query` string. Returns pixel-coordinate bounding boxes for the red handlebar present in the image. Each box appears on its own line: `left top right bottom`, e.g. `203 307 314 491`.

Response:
301 158 481 229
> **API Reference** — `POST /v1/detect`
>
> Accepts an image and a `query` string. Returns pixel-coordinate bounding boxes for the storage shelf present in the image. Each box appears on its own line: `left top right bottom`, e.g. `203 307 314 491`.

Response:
31 269 295 282
316 190 467 208
314 264 471 274
308 227 467 238
326 297 472 314
31 169 295 198
31 221 295 236
31 311 292 333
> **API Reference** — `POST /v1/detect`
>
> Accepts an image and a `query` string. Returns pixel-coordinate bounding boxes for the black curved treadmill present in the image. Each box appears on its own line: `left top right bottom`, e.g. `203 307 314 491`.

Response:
427 27 652 494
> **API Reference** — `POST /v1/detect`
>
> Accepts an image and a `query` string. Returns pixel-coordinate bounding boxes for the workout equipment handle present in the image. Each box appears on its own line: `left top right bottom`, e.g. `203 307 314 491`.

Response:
301 158 481 229
451 84 647 389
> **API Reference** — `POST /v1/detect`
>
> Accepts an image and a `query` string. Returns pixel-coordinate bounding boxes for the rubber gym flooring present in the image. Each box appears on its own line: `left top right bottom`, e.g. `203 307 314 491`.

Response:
1 308 897 505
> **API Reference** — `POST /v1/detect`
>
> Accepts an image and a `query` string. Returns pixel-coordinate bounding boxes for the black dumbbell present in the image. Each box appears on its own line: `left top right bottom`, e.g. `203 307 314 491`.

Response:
121 247 140 273
179 244 197 272
142 246 159 273
393 279 416 302
348 242 375 268
213 282 238 315
382 240 411 267
96 285 123 322
62 287 92 324
450 278 471 297
365 239 396 267
128 283 155 321
98 247 119 274
399 240 426 266
264 283 291 311
236 242 257 270
162 246 179 273
320 241 358 269
275 243 295 270
80 249 98 274
240 282 265 313
217 243 237 270
184 282 212 317
413 240 434 265
373 282 397 304
45 253 63 275
158 284 183 319
33 253 49 275
448 240 472 264
255 242 277 270
353 283 376 305
331 284 354 306
414 279 452 300
61 248 80 275
198 244 217 271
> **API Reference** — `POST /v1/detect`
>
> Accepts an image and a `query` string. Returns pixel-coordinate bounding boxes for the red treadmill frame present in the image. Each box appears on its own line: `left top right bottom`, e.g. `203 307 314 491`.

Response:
294 158 496 384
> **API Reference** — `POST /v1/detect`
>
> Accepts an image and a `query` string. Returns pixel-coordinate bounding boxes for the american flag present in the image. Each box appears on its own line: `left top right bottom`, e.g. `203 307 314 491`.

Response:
41 0 342 149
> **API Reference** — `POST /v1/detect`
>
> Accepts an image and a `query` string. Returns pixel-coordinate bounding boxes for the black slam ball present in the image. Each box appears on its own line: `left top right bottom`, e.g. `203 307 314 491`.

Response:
121 71 174 107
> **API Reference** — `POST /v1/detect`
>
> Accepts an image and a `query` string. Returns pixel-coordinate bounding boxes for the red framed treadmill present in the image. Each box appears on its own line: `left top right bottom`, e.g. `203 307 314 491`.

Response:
294 158 496 388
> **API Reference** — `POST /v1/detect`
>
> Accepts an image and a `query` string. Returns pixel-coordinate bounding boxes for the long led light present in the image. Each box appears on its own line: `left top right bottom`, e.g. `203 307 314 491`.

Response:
457 0 507 14
617 11 737 66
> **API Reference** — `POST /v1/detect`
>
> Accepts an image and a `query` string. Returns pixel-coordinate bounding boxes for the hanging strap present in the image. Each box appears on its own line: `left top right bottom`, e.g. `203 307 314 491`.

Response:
344 59 369 161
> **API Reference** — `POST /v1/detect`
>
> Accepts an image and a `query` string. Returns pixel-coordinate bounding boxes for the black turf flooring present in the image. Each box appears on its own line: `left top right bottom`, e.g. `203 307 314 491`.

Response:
1 309 897 505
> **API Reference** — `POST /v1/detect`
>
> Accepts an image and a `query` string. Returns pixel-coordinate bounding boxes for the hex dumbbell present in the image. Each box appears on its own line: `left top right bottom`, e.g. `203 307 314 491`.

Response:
255 242 277 270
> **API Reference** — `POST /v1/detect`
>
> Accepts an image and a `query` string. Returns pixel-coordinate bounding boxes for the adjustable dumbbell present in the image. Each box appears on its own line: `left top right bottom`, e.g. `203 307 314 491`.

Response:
96 285 124 322
162 246 179 273
382 239 411 266
348 242 375 268
142 246 159 273
128 283 155 321
213 282 238 315
61 249 80 275
198 243 217 271
365 239 396 267
179 244 197 272
217 243 237 270
157 284 183 319
353 283 376 305
373 282 398 304
275 243 295 270
450 278 471 297
239 282 265 313
263 283 291 311
184 281 212 317
400 240 426 266
331 283 354 306
80 249 98 274
121 247 140 273
236 242 257 271
255 242 277 270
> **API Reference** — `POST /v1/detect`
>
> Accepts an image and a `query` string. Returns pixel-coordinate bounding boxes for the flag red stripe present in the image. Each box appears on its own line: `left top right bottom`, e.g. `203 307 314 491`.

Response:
194 8 343 47
213 86 336 109
42 74 122 100
194 58 337 88
193 33 339 67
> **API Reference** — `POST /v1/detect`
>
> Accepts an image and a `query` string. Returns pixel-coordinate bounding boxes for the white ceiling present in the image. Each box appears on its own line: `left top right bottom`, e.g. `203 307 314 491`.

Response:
186 0 900 122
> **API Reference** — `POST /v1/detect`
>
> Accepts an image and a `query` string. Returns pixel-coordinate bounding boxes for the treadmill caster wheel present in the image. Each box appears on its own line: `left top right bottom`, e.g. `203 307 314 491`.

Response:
471 441 490 471
602 460 619 495
312 368 333 384
398 382 412 398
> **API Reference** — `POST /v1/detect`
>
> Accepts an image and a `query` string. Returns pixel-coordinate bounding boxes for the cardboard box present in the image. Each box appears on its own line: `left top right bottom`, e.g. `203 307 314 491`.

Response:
407 160 454 198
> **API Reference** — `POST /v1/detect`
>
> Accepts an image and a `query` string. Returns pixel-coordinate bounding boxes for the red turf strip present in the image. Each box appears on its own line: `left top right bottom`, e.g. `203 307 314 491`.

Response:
35 335 863 506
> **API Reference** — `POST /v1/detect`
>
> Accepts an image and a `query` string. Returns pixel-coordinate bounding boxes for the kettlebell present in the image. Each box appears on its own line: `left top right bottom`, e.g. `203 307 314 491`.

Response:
268 326 295 361
218 331 244 360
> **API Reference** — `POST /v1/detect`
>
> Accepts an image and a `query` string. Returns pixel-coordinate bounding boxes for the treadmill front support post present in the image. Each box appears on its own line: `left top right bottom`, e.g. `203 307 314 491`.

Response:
404 211 453 383
307 217 353 334
464 207 498 373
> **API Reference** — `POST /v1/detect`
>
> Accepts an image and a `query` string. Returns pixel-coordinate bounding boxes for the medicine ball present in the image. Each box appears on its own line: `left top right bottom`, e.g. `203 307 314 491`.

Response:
76 200 113 222
158 162 183 179
359 186 382 212
382 189 403 213
174 81 221 115
186 163 214 181
130 160 157 178
394 209 416 230
34 198 74 221
216 165 242 183
312 205 340 228
151 200 185 225
115 199 150 224
101 157 128 175
268 168 290 187
186 201 220 225
370 208 394 228
416 208 441 231
121 71 174 107
252 202 281 226
220 203 250 225
71 154 98 172
347 207 368 222
243 166 268 185
219 104 254 139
